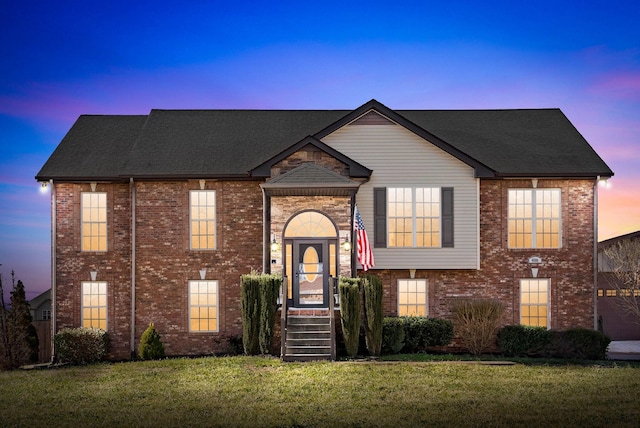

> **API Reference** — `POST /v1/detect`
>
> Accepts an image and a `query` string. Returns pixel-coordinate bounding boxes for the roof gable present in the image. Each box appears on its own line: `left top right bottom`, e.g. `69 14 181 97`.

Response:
250 136 372 178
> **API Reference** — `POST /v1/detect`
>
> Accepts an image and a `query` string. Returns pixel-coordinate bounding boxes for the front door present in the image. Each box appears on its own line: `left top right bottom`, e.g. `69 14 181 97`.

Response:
293 240 329 307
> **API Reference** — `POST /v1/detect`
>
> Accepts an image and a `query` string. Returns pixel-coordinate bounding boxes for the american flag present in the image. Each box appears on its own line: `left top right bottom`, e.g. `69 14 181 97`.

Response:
354 205 374 271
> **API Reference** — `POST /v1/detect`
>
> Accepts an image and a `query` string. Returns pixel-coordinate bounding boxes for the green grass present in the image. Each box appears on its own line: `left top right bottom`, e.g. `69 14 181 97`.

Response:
1 356 639 427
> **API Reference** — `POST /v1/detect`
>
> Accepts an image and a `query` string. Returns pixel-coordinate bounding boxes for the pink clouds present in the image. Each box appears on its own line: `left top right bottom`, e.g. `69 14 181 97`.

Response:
590 71 640 100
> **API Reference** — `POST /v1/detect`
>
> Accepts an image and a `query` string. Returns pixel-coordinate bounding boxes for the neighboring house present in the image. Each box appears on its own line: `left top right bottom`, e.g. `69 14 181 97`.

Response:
29 289 51 321
29 289 52 363
36 99 613 360
598 231 640 340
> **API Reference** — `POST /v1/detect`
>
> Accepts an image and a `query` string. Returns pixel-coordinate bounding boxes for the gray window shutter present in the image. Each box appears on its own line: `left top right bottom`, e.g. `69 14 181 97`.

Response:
442 187 454 247
373 187 387 248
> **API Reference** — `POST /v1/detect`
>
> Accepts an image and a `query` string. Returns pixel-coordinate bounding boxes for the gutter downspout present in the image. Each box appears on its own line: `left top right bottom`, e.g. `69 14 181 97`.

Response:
50 179 56 363
262 187 268 273
593 176 599 330
130 178 136 359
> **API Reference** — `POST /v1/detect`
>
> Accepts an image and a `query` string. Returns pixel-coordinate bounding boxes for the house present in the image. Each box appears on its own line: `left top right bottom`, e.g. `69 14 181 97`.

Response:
598 231 640 340
29 289 51 321
36 99 613 360
29 289 52 362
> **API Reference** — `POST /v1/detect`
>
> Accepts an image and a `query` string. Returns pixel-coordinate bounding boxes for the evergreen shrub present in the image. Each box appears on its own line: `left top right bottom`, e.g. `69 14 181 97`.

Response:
363 274 383 357
497 325 551 357
139 323 165 360
240 273 281 355
54 327 110 365
381 317 454 354
339 277 361 358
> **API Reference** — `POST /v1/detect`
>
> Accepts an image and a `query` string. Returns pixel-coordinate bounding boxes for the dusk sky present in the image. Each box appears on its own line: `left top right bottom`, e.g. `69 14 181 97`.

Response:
1 1 639 299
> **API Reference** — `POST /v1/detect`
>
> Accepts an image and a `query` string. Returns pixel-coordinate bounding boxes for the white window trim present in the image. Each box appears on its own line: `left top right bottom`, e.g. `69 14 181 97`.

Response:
188 280 219 333
388 187 441 248
508 188 562 249
397 278 428 317
189 190 217 251
81 192 107 252
81 281 108 330
519 278 550 329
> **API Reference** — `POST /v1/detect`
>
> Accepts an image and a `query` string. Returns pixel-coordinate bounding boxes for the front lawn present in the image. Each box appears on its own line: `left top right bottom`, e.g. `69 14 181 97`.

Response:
1 356 639 427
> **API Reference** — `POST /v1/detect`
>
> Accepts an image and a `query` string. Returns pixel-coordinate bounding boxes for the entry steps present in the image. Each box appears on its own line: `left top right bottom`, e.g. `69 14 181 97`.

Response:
283 311 332 362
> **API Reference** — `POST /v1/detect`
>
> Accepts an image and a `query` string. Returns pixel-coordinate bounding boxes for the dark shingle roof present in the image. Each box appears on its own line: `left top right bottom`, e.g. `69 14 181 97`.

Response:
35 100 613 181
36 115 148 180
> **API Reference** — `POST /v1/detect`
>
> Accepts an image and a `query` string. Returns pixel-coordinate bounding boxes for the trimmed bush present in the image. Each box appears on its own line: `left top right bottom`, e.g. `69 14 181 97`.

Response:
363 274 383 357
339 277 361 358
547 328 611 360
240 273 282 355
382 317 405 354
497 325 551 357
381 317 454 354
54 327 110 365
452 299 504 355
498 325 611 360
139 323 165 360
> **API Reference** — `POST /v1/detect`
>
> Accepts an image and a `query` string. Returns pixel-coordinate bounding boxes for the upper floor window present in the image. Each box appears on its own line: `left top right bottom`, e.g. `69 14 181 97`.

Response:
190 190 216 250
82 281 107 330
81 192 107 251
398 279 428 316
508 189 561 249
189 280 218 332
388 187 440 247
42 310 51 320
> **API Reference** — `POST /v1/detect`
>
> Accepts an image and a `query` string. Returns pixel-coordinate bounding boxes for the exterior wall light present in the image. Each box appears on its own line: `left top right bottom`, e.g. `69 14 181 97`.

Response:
342 234 351 251
270 234 280 252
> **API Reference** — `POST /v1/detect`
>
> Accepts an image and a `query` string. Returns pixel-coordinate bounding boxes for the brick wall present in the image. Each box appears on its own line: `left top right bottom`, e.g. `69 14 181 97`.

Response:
54 177 596 360
54 179 264 359
365 179 596 330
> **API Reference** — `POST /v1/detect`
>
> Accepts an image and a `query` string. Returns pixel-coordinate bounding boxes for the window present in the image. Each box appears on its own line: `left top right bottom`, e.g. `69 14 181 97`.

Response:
189 280 218 332
190 190 216 250
81 192 107 251
82 281 107 330
606 289 616 297
520 279 549 328
398 279 427 316
388 188 440 247
42 310 51 320
508 189 560 248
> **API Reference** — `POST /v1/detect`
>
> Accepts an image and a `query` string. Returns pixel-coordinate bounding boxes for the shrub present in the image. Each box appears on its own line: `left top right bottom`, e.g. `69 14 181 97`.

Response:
382 317 405 354
452 299 504 355
381 317 453 354
497 325 551 357
363 274 383 357
339 277 361 358
139 323 165 360
54 327 110 365
546 328 611 360
240 273 281 355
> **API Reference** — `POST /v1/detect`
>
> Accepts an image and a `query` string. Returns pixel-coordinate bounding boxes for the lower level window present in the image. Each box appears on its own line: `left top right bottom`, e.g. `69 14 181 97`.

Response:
398 279 427 316
82 281 107 330
189 280 218 332
520 278 549 328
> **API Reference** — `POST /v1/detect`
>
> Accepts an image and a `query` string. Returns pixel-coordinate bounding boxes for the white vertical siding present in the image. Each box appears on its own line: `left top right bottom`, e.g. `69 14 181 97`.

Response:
322 123 479 269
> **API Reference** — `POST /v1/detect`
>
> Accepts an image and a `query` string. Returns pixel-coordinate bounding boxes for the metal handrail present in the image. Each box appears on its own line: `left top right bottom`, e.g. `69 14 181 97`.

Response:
280 276 288 359
329 276 336 361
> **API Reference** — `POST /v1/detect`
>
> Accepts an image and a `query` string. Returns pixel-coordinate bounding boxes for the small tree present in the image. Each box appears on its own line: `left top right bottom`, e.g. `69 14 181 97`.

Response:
363 274 383 357
453 299 504 356
603 238 640 325
139 323 165 360
339 277 361 358
1 271 41 369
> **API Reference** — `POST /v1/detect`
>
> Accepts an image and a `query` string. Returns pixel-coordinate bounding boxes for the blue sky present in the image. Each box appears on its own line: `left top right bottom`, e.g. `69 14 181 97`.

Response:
1 0 639 299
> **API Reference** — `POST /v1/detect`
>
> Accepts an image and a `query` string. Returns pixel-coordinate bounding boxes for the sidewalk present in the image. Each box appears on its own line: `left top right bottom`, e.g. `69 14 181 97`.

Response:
607 341 640 361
